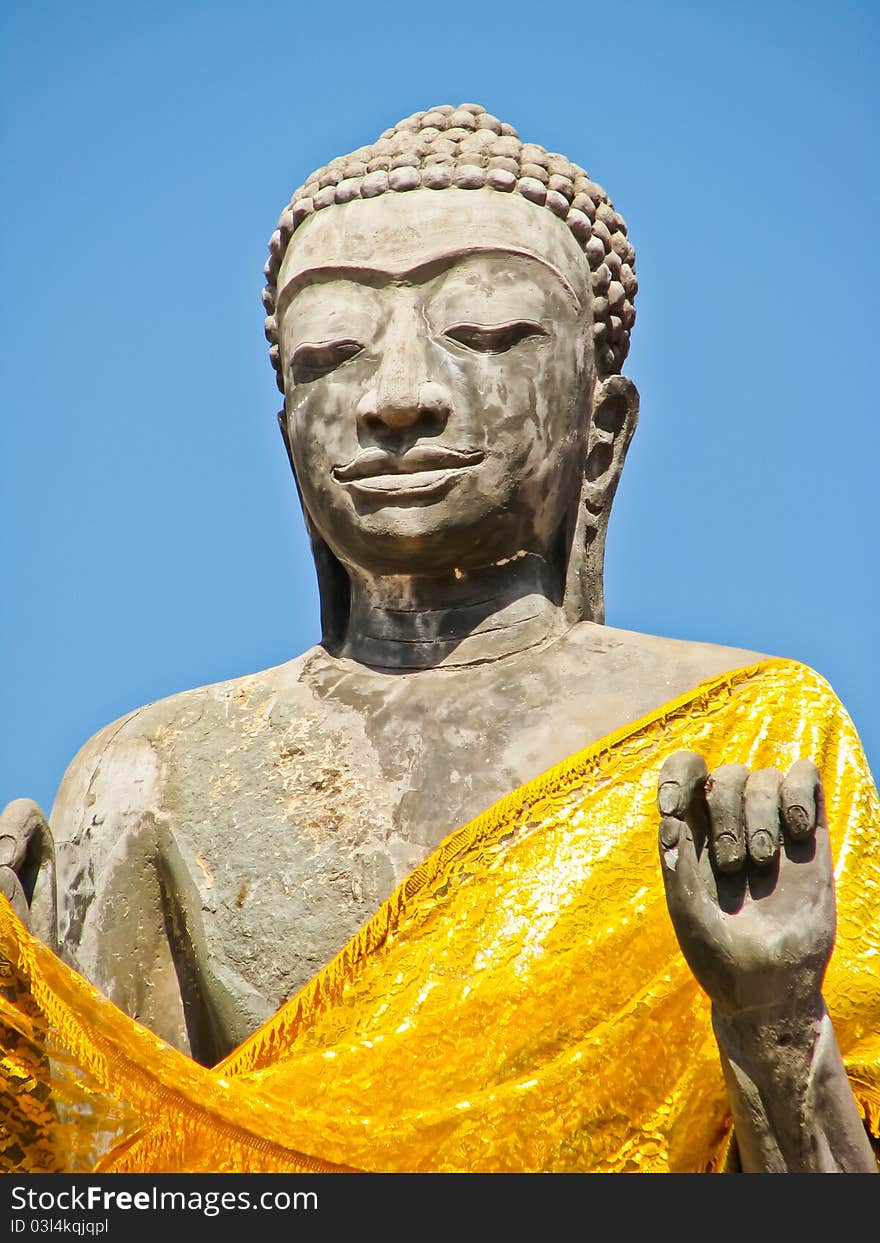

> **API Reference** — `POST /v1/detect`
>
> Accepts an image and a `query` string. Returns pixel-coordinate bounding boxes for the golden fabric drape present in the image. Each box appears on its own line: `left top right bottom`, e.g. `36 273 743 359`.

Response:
2 659 879 1173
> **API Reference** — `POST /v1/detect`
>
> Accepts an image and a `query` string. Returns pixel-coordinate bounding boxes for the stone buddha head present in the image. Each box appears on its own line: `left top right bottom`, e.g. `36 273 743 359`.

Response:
263 105 640 649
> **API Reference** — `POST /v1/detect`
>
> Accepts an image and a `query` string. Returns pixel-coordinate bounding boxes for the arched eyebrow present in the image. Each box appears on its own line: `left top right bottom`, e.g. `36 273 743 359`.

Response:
275 246 582 319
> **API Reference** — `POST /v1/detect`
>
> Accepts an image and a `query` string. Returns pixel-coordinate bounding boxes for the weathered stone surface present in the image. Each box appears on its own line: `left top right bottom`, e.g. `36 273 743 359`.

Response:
50 623 762 1061
44 183 722 1062
2 102 873 1174
261 106 637 380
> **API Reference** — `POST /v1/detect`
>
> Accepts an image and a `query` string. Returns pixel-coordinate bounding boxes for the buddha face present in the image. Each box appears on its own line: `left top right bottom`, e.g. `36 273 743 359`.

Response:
275 190 596 578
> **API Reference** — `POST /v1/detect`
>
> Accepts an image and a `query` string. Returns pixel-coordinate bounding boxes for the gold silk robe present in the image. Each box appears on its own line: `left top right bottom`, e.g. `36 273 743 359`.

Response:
2 659 880 1173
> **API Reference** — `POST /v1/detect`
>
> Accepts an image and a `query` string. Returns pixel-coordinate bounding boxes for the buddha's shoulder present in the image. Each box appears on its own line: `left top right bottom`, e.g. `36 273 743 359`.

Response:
558 621 775 698
50 647 327 838
548 624 852 745
560 622 838 704
568 622 768 675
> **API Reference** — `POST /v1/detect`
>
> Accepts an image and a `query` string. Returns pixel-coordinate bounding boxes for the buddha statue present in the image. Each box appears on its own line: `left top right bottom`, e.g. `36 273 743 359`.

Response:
1 104 878 1174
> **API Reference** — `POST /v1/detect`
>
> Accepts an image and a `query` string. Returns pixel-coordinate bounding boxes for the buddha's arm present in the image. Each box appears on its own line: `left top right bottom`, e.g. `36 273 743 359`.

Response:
713 1001 876 1172
658 753 877 1173
47 718 194 1057
3 720 267 1065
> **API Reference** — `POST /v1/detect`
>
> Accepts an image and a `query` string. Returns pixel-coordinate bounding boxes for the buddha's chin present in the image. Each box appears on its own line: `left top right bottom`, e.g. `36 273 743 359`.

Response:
330 512 540 581
312 469 552 573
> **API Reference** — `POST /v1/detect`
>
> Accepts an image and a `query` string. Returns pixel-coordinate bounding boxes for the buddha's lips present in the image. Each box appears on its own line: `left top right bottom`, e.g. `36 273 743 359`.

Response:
332 446 484 483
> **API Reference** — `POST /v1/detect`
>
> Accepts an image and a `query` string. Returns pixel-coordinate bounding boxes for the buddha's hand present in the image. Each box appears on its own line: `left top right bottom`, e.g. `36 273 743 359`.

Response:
655 753 878 1172
0 799 56 945
656 753 833 1016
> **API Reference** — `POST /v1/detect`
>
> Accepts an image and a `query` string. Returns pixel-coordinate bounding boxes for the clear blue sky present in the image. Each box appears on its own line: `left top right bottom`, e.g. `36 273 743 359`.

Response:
2 1 878 814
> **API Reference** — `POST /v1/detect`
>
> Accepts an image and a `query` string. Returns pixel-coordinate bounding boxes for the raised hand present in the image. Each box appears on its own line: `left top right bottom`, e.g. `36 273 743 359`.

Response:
656 753 834 1017
657 751 876 1171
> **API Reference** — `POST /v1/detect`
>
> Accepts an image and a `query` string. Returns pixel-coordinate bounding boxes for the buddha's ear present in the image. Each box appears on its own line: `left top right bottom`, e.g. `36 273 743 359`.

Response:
583 375 640 515
563 375 639 625
277 408 350 649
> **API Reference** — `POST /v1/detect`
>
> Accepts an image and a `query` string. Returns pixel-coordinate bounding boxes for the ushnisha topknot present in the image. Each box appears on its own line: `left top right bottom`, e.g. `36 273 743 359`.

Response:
262 104 637 390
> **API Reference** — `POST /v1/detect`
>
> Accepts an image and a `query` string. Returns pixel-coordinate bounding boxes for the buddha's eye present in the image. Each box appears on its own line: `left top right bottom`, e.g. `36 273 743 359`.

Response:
442 321 548 354
291 340 363 384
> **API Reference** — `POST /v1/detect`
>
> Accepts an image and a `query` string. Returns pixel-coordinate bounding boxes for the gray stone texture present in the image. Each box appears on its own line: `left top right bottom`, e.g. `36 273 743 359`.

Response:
2 104 875 1171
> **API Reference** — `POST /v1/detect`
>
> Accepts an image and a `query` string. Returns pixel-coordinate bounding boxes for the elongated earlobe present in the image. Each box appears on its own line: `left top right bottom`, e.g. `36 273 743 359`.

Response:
564 375 640 624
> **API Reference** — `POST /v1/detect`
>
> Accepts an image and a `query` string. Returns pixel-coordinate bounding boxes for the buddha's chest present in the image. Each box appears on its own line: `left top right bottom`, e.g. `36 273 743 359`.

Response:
153 653 600 1050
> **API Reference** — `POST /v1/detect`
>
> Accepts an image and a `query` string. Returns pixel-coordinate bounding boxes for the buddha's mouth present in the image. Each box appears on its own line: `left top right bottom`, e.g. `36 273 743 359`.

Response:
332 446 484 497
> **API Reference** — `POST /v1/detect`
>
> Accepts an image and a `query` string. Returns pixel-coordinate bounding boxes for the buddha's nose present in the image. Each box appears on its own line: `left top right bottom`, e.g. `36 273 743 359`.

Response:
356 334 452 437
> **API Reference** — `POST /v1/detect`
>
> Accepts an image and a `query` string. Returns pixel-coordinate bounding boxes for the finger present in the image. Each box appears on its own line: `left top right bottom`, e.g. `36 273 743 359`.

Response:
780 760 819 842
657 812 710 922
658 810 724 988
705 764 749 873
658 753 710 879
657 755 721 963
658 751 709 818
812 775 833 870
0 865 30 926
659 815 680 848
0 799 49 872
744 768 783 867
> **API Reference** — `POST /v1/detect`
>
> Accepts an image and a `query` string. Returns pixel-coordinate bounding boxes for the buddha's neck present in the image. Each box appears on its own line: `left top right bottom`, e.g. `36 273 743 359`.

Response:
340 555 566 670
